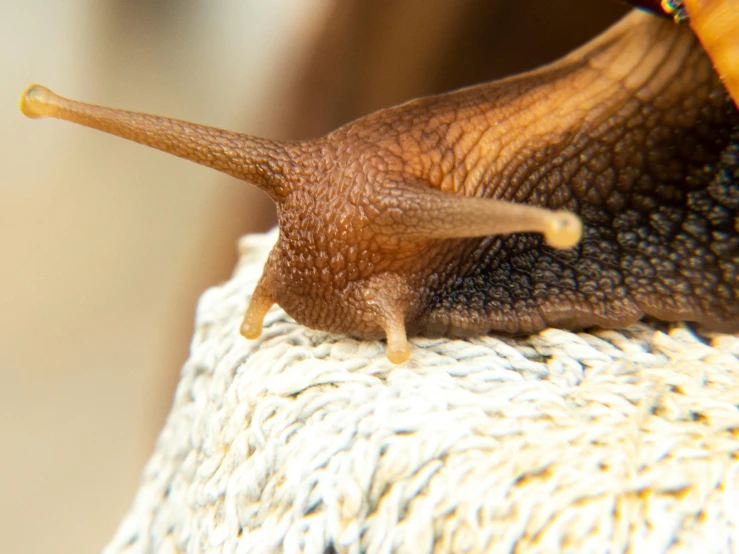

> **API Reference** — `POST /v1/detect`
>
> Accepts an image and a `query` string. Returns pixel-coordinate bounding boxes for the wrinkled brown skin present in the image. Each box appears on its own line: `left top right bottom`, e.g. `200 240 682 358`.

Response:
20 10 739 363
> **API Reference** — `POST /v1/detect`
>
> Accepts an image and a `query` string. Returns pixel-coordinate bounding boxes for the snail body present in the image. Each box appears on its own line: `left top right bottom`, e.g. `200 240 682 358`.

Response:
20 10 739 363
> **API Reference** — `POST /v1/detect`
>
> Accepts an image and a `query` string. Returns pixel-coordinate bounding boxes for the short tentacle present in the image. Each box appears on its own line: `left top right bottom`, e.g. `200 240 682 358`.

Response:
359 274 414 364
240 276 276 340
382 314 411 365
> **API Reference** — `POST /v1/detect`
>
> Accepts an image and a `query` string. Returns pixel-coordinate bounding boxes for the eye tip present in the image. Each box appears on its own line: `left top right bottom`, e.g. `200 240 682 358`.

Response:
19 84 56 119
544 211 583 249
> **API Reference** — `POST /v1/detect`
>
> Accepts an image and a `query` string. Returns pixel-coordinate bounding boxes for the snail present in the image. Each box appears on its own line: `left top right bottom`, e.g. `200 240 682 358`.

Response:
19 8 739 364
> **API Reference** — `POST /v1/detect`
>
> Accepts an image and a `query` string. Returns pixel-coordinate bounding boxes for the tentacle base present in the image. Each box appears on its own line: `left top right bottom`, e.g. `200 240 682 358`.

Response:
359 274 414 364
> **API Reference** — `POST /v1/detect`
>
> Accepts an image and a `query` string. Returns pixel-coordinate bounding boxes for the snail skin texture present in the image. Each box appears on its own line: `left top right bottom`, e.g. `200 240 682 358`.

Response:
20 10 739 363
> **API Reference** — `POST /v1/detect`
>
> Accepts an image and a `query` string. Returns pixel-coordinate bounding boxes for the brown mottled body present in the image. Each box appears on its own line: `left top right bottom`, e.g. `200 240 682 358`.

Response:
20 10 739 362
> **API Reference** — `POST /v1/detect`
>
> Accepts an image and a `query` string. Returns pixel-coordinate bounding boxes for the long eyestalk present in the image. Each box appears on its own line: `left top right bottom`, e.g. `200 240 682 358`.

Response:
374 181 583 249
19 84 294 198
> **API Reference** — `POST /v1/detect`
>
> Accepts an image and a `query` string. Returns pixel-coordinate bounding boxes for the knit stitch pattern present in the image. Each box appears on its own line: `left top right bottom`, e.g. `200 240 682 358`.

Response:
104 228 739 554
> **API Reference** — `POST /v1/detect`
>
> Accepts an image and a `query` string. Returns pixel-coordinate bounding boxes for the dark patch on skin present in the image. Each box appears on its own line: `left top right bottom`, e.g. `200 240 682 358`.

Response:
419 95 739 336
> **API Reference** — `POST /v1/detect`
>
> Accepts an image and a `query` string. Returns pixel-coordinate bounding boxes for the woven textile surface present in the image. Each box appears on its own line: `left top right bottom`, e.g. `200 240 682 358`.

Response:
105 228 739 554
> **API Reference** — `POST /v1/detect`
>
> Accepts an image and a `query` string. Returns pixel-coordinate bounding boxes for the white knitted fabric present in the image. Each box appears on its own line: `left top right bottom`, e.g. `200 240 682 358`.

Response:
105 228 739 554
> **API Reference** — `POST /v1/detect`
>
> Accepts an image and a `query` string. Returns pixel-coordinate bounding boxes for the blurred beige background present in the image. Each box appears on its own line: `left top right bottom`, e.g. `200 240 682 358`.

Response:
1 2 329 553
0 1 626 553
